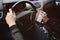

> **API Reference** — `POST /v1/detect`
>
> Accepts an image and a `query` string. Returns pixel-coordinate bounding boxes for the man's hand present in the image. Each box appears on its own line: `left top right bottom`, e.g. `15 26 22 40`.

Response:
36 8 49 23
5 9 16 27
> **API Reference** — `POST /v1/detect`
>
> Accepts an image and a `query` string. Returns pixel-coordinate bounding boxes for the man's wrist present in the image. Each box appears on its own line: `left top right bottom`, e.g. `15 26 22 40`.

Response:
9 22 16 27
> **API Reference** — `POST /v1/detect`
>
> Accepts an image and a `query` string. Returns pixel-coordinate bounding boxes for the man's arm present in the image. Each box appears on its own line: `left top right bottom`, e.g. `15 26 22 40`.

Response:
9 25 24 40
5 9 24 40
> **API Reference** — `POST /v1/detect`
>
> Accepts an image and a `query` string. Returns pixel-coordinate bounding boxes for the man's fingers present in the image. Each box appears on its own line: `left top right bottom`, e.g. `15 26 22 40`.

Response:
6 12 9 17
9 9 13 14
13 12 16 18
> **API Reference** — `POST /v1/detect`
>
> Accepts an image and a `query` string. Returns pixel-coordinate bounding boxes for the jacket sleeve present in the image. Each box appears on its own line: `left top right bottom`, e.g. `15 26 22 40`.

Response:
9 25 24 40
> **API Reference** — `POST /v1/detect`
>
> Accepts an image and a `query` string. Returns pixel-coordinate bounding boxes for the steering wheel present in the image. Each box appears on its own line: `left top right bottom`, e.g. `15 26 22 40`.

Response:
11 1 37 31
11 1 37 18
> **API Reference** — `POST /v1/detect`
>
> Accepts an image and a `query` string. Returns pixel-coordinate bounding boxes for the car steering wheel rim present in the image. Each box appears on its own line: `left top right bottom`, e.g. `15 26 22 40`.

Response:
11 1 37 31
11 1 37 20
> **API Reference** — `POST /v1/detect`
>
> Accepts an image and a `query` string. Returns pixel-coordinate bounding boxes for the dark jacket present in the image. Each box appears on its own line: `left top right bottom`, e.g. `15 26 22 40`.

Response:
9 25 24 40
9 23 48 40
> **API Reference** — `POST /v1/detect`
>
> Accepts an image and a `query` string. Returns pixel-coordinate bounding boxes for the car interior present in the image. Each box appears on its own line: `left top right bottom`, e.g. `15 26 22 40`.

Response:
0 0 60 40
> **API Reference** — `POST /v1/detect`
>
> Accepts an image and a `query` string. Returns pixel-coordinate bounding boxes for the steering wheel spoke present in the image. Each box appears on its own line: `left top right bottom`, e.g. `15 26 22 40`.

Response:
16 9 33 19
